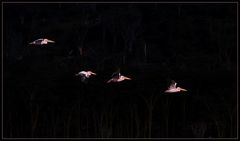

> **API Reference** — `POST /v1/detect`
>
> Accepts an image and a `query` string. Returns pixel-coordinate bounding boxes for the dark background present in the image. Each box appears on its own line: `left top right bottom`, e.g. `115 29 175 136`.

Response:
3 2 237 138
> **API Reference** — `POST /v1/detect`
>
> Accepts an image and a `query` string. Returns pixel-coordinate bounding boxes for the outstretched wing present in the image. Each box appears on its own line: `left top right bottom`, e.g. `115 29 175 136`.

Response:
75 71 86 77
111 68 121 77
107 78 113 83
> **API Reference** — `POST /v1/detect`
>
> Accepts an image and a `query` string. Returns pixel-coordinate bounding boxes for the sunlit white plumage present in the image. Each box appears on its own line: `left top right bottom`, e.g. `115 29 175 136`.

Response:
29 38 55 45
75 71 96 83
164 80 187 93
75 71 96 78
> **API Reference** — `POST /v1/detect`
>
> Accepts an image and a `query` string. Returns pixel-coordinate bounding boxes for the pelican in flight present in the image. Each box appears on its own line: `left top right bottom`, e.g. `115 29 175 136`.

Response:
164 80 187 93
75 71 96 83
107 72 131 83
29 38 55 45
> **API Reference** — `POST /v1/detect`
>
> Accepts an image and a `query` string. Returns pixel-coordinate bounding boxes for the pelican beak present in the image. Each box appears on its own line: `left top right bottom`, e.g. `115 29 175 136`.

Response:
180 88 187 91
47 39 55 43
92 72 96 75
125 77 131 80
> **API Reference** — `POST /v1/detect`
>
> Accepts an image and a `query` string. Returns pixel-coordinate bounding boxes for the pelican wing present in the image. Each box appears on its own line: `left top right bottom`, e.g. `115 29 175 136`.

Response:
107 78 113 83
164 89 172 93
79 71 87 75
76 71 86 77
111 74 120 80
111 69 121 77
168 82 177 89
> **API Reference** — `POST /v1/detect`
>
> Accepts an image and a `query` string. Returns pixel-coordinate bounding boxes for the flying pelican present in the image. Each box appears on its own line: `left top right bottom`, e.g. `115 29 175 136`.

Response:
29 38 55 45
75 71 96 78
107 72 131 83
75 71 96 83
164 80 187 93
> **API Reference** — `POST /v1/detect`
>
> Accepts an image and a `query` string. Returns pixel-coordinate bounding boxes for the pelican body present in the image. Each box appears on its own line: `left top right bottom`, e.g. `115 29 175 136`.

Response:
76 71 96 78
75 71 96 83
107 73 131 83
29 38 55 45
164 80 187 93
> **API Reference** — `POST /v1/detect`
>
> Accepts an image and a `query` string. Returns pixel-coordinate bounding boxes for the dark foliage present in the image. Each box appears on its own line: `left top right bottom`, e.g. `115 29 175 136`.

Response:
3 2 237 138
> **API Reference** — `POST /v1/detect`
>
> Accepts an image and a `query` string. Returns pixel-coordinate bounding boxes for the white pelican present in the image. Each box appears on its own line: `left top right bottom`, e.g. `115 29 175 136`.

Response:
107 72 131 83
75 71 96 83
29 38 55 45
164 80 187 93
